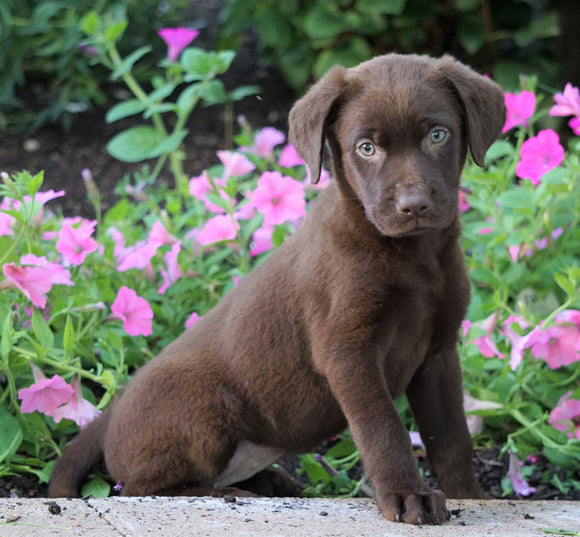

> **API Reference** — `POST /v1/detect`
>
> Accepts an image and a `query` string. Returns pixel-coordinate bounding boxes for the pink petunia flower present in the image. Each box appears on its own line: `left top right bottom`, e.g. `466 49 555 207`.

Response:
111 286 153 337
250 171 306 226
499 315 530 371
463 311 504 359
0 199 15 236
18 364 74 415
304 167 332 190
463 391 503 435
251 127 286 158
2 263 53 308
197 214 240 245
117 240 160 272
24 189 65 207
524 309 580 369
158 27 199 62
279 144 305 168
158 242 183 295
148 220 178 246
549 83 580 118
188 173 229 214
458 190 470 213
20 254 73 286
502 91 536 132
217 150 256 179
515 129 565 185
49 375 100 428
507 452 536 497
185 311 200 329
548 391 580 440
250 224 274 256
569 117 580 136
56 218 98 265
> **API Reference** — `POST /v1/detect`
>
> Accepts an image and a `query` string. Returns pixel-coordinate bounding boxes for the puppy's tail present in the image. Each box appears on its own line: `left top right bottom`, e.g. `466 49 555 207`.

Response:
48 408 110 498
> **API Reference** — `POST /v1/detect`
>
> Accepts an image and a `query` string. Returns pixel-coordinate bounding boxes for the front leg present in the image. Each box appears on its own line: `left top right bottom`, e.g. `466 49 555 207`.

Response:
406 347 485 499
315 344 448 525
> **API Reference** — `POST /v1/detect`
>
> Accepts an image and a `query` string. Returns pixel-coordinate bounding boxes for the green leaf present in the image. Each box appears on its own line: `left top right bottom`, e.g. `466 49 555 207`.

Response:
514 12 560 47
304 4 352 40
31 309 53 350
544 445 577 467
105 100 147 123
177 83 202 115
497 189 534 211
454 0 481 12
554 272 577 298
200 80 227 106
325 437 358 460
1 312 13 359
298 454 333 484
106 126 163 163
0 404 23 464
27 171 44 196
181 48 212 80
63 315 75 356
457 15 485 54
112 46 152 79
214 50 236 74
81 476 111 498
313 38 372 78
356 0 407 15
484 140 514 165
229 85 260 101
148 129 189 158
81 11 100 37
105 21 128 44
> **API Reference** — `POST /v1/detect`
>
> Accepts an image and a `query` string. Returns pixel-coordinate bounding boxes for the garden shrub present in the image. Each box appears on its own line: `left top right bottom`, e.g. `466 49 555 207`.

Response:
218 0 563 92
0 0 185 132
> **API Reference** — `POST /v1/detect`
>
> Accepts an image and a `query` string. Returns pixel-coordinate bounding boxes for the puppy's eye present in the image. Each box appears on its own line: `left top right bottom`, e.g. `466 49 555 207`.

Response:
430 129 447 144
357 141 375 157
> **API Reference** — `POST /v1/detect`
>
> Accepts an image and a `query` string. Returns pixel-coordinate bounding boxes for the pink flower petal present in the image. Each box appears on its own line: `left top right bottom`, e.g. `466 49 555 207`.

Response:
515 129 565 185
502 91 536 132
217 150 256 178
197 215 239 245
549 83 580 118
279 144 305 168
2 263 53 308
158 27 199 62
56 218 98 266
250 171 306 226
18 374 74 415
48 375 100 428
111 286 153 337
252 127 285 158
185 311 200 329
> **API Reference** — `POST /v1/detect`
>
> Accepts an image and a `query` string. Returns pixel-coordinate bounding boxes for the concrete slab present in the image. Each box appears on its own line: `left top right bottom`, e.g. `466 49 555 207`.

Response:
0 497 578 537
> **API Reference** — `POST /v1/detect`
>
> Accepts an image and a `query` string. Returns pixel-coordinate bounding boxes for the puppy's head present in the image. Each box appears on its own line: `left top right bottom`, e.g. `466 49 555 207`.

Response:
289 54 505 238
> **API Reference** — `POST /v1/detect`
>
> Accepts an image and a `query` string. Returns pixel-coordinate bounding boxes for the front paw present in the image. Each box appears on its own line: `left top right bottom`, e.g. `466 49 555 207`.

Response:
378 489 449 525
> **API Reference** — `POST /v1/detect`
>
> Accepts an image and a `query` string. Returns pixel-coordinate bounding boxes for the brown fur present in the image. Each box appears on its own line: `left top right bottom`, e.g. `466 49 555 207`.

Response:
48 53 505 525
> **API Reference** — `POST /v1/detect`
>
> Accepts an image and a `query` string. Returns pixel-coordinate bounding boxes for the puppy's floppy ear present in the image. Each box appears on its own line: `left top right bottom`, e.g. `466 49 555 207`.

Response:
438 55 506 168
289 65 347 184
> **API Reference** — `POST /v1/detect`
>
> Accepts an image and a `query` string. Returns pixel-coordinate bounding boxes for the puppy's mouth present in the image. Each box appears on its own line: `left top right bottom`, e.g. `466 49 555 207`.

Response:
365 207 448 238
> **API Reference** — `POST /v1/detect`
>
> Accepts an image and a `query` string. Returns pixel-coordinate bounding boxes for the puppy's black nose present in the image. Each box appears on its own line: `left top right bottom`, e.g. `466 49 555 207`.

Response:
396 191 431 217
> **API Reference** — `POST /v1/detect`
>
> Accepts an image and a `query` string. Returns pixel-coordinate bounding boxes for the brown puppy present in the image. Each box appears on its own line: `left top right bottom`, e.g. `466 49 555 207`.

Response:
48 53 505 525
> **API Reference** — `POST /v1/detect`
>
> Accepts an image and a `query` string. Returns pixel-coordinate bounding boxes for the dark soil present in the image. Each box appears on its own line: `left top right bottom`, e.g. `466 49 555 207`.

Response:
1 1 578 505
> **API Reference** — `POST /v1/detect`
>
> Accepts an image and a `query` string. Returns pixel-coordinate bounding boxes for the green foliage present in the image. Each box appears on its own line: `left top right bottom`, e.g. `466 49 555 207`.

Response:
0 0 184 132
218 0 564 92
80 11 258 193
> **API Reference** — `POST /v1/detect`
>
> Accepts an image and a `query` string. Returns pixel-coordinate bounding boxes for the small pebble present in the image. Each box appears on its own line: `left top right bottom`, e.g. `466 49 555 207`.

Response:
23 139 40 152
